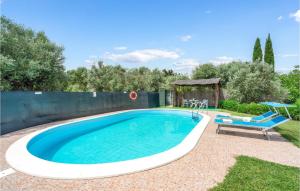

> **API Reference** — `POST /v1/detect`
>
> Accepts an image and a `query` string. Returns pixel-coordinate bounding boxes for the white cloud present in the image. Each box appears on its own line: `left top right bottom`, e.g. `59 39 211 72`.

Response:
114 46 127 50
174 59 200 74
209 56 239 65
179 35 192 42
205 10 212 14
290 9 300 22
277 16 283 21
105 49 180 63
277 54 298 58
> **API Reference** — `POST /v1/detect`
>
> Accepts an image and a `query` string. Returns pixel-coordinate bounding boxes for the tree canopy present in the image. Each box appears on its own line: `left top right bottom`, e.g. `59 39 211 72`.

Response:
190 61 287 103
279 65 300 103
1 16 296 105
0 16 66 91
226 62 286 103
67 62 186 92
88 61 127 92
192 63 218 79
0 16 186 92
66 67 89 92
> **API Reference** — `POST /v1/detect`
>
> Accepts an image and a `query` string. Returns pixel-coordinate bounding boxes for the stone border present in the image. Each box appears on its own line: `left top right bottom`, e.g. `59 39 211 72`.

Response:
6 109 210 179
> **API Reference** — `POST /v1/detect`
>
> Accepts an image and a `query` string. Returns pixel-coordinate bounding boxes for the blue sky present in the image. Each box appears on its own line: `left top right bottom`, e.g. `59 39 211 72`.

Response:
1 0 299 74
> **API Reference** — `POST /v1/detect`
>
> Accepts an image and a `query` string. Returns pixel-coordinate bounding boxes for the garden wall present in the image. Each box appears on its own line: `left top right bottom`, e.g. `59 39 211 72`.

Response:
0 91 159 134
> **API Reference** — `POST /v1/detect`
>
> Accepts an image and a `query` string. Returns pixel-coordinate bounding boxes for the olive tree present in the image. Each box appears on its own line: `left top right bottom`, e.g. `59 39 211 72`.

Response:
192 63 218 79
226 62 287 103
88 61 126 92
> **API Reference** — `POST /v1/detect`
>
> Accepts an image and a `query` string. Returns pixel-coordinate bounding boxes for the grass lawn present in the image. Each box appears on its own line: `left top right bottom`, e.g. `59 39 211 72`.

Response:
210 156 300 191
274 121 300 147
159 107 300 147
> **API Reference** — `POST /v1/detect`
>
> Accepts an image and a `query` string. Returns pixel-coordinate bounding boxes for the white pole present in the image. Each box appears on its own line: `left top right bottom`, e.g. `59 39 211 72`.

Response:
284 106 292 119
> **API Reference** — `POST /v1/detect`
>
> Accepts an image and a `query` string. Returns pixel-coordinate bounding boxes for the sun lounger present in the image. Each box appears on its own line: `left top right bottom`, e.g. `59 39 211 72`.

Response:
215 115 290 140
216 111 277 122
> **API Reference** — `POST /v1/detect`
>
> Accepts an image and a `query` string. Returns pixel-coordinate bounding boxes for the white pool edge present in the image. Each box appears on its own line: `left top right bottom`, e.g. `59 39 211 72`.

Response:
6 109 210 179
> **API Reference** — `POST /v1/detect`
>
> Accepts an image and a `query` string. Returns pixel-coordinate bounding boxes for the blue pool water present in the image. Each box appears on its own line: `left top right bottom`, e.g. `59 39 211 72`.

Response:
27 110 201 164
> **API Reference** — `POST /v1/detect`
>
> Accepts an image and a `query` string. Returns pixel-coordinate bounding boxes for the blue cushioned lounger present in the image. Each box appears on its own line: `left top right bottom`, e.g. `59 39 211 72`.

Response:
216 111 277 122
214 115 290 140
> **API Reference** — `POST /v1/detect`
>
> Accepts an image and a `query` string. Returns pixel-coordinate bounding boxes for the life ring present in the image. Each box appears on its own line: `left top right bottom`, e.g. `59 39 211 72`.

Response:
129 91 138 101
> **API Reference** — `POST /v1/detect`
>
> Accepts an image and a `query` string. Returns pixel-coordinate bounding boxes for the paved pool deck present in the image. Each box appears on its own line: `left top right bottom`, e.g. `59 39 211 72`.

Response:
1 110 299 191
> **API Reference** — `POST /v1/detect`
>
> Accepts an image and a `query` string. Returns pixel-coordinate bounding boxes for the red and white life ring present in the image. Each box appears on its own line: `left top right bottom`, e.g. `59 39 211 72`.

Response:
129 91 138 101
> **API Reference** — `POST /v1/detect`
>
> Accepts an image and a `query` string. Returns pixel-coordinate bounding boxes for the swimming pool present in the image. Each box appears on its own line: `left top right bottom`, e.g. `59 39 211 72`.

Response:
6 109 210 179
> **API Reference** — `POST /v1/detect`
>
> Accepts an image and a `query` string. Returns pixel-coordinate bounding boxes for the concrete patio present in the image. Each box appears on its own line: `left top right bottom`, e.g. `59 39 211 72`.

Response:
1 111 299 191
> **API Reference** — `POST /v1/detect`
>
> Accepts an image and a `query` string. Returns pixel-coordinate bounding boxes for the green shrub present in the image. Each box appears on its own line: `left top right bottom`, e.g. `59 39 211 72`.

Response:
237 103 248 113
220 100 299 120
294 99 300 120
287 107 299 120
222 100 239 111
247 102 269 115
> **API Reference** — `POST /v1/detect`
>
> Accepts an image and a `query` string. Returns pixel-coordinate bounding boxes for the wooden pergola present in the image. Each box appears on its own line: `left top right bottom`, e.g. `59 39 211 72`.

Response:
171 78 221 108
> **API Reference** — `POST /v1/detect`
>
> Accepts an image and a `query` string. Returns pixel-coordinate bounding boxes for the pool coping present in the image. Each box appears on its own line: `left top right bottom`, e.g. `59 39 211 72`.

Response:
5 109 210 179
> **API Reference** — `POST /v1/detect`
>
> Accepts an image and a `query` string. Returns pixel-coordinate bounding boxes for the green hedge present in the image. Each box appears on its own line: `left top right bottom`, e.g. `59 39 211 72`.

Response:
219 99 300 120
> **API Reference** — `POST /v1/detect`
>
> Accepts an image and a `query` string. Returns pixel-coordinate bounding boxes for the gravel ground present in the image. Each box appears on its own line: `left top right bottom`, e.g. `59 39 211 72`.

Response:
1 110 299 191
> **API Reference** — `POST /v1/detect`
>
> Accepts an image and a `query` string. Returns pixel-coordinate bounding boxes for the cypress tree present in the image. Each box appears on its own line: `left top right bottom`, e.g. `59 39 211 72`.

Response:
252 38 263 62
264 33 275 70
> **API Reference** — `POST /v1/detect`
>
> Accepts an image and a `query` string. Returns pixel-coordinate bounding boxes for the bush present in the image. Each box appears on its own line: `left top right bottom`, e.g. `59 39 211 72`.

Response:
221 100 239 111
246 102 269 115
220 100 299 120
237 103 248 113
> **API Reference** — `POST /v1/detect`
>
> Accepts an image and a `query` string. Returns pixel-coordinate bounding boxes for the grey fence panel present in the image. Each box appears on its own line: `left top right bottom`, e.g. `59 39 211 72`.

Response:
147 92 160 108
0 91 159 135
159 90 166 106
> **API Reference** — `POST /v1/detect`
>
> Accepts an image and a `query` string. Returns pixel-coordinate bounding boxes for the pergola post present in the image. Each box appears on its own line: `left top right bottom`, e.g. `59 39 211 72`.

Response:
173 85 177 106
215 83 220 108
